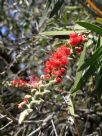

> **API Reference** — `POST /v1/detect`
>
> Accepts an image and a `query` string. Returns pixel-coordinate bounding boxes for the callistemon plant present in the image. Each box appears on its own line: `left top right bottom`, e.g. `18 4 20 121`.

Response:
3 33 85 124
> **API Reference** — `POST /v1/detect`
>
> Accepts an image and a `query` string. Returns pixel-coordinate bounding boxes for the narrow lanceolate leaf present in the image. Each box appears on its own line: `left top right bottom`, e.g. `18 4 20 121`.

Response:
39 0 54 28
77 22 102 35
67 96 75 126
79 46 102 71
70 43 87 94
50 0 64 18
40 30 86 36
67 96 75 117
93 67 102 98
96 35 101 49
76 48 102 90
74 39 102 97
65 6 80 11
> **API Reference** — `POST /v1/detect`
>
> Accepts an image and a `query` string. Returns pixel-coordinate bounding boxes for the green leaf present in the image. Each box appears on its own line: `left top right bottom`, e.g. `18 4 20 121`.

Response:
40 30 86 36
39 10 49 28
93 68 102 98
77 22 102 35
39 0 55 29
96 35 101 48
77 64 97 88
73 24 86 30
67 96 75 117
50 0 64 18
70 43 87 94
39 0 64 29
75 45 102 96
79 46 102 71
65 6 80 11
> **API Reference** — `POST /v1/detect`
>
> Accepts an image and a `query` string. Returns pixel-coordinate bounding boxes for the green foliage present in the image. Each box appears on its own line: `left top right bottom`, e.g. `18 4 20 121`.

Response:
71 22 102 98
78 46 102 94
79 39 102 98
40 30 86 36
79 46 102 71
49 0 64 18
70 43 87 95
39 0 64 29
77 22 102 35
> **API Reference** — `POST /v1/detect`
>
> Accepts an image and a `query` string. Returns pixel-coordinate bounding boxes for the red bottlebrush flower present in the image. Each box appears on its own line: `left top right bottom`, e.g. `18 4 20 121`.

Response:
44 68 50 73
52 68 65 76
60 67 66 74
11 79 18 86
51 59 61 68
64 47 71 56
69 33 84 46
75 46 83 54
41 74 51 79
56 77 62 83
77 35 84 43
69 38 78 46
57 45 71 56
11 79 27 88
51 52 63 59
61 56 68 65
69 33 77 38
45 61 52 68
61 45 71 55
52 70 61 76
18 80 27 88
44 45 70 80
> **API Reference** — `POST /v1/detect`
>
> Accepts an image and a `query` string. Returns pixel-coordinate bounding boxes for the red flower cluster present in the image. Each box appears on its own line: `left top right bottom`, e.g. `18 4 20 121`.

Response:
11 75 40 89
69 33 84 46
44 45 71 83
11 79 27 88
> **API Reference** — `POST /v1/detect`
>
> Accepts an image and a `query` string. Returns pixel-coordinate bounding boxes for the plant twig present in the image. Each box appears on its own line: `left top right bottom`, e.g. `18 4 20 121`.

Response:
0 103 17 123
0 120 13 131
51 119 58 136
27 113 54 136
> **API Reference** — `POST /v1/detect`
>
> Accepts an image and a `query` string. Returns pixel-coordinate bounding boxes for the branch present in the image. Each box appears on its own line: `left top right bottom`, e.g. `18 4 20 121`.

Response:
0 103 17 123
0 120 13 131
28 113 54 136
51 119 58 136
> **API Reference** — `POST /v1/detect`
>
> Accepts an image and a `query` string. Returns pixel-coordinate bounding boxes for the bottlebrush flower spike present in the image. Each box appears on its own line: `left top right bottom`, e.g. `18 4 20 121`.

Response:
44 45 71 83
69 33 84 46
56 77 62 83
57 45 71 56
11 79 27 88
41 74 51 79
60 67 66 74
69 38 79 46
69 33 77 38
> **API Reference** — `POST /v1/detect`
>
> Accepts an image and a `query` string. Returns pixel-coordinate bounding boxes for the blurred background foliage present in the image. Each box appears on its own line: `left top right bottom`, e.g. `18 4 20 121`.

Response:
0 0 102 136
